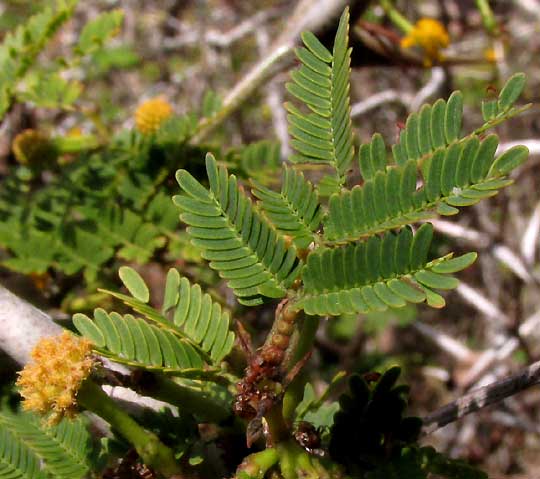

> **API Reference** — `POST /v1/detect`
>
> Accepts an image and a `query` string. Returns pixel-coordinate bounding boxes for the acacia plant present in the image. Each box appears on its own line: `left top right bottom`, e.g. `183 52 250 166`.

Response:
5 7 532 479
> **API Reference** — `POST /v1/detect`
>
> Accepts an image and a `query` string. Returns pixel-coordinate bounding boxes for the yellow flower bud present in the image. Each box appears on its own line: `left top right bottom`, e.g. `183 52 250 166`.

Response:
400 18 450 65
12 129 57 168
17 331 95 425
484 47 497 63
134 97 173 135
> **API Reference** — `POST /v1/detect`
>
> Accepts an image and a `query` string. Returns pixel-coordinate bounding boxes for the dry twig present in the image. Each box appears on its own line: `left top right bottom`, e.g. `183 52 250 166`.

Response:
190 0 351 143
422 359 540 435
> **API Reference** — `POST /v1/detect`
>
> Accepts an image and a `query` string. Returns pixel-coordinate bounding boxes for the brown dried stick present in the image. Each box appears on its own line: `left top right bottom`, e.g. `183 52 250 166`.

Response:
422 359 540 435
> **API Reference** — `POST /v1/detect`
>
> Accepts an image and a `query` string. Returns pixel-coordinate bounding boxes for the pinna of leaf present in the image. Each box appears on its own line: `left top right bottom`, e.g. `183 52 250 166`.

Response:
73 266 235 380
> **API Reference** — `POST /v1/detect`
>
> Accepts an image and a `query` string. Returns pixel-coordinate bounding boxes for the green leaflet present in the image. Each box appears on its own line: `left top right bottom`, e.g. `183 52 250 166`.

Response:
445 91 463 144
200 90 222 118
252 166 323 249
488 145 529 177
2 230 57 275
286 8 354 181
324 135 528 243
359 133 387 181
119 266 149 303
480 73 529 125
174 154 302 305
496 72 527 115
295 224 476 316
0 408 92 479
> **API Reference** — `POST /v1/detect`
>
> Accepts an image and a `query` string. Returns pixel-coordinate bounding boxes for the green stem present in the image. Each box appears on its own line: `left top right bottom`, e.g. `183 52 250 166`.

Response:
278 441 302 479
235 448 279 479
282 315 319 423
53 134 101 154
473 103 532 135
288 315 319 369
265 401 290 445
276 440 323 479
141 373 231 423
240 440 343 479
475 0 499 36
380 0 414 34
78 380 181 477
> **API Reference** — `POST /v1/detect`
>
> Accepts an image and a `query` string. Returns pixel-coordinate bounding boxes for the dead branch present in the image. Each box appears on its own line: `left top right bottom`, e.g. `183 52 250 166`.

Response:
0 285 61 365
422 359 540 435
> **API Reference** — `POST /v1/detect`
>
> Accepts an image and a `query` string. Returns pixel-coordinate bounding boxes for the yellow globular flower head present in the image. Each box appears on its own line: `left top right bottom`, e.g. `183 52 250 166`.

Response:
16 331 95 425
134 96 173 135
400 18 450 65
